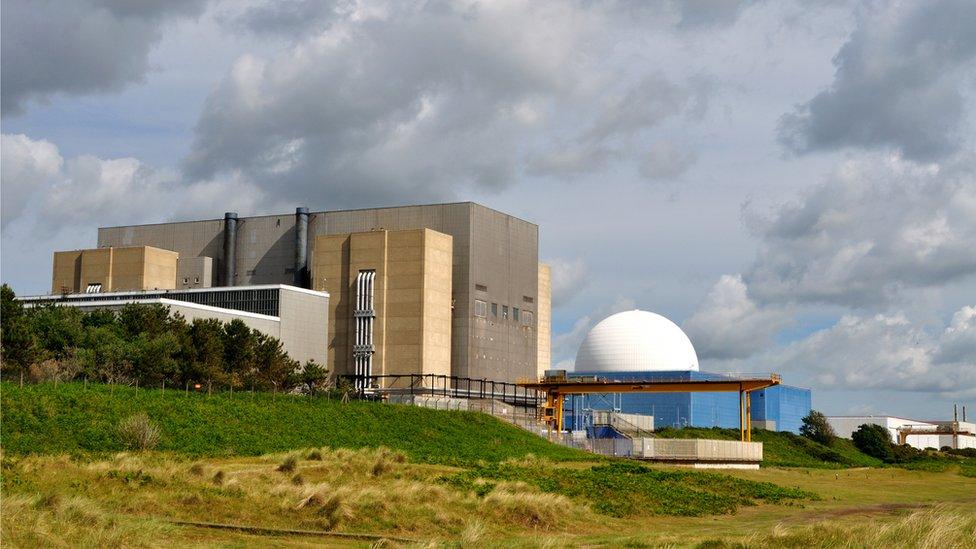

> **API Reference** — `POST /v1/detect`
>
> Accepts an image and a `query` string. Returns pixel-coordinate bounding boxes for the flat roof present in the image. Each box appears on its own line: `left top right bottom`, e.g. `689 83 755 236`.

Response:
98 201 538 230
17 284 329 301
33 297 282 322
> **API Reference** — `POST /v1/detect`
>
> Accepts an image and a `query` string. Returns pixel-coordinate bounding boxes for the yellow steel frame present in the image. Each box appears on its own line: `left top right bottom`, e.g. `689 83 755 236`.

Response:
521 375 780 442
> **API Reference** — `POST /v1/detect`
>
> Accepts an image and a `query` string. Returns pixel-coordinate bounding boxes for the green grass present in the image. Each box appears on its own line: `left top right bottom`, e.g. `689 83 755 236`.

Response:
654 427 884 468
0 382 586 466
442 460 814 517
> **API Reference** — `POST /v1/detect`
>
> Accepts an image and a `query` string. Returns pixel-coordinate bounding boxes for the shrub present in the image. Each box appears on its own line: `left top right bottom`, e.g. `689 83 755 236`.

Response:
799 410 836 445
117 413 161 451
277 454 298 473
852 424 894 462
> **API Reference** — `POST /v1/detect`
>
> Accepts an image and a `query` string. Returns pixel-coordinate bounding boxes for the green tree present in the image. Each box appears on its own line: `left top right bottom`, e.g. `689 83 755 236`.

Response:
799 410 836 445
118 303 172 338
222 319 256 389
295 360 329 395
187 318 226 390
253 333 298 391
1 284 39 384
130 332 181 387
28 304 84 360
852 423 895 462
77 325 131 383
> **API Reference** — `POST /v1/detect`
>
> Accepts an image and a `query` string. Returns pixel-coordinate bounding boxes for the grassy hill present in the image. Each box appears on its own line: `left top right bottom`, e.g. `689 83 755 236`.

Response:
0 382 585 466
654 426 884 468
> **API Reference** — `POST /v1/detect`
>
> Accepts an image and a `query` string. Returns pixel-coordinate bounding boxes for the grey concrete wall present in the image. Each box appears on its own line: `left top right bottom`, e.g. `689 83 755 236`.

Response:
277 286 329 367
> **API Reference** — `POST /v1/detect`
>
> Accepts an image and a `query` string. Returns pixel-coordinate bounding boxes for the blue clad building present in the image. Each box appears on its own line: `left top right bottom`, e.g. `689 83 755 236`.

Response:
566 310 811 434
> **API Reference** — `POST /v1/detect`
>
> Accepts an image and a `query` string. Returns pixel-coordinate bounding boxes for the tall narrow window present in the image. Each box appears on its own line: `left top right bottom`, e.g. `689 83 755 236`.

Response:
491 302 498 317
502 305 509 320
513 307 520 322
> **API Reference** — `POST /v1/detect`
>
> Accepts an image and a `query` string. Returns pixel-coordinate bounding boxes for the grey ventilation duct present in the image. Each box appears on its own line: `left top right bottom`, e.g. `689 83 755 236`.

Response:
294 207 309 287
223 212 238 287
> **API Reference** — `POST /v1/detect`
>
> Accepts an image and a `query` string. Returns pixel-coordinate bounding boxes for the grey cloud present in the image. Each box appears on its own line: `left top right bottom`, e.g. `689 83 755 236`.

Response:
235 0 340 37
528 74 709 178
935 306 976 365
639 140 697 180
683 275 791 360
744 154 976 308
778 0 976 161
185 1 622 208
1 0 207 115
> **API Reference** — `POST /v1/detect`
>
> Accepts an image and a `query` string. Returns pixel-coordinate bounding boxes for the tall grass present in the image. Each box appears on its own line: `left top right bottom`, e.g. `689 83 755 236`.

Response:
698 504 976 548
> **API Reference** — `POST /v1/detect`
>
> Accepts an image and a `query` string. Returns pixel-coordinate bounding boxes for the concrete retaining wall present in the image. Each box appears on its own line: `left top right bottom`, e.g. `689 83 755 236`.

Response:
632 438 762 462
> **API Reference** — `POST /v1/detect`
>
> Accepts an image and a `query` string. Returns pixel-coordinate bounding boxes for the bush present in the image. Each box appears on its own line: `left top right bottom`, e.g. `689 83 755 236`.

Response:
799 410 836 445
117 413 161 451
852 424 894 462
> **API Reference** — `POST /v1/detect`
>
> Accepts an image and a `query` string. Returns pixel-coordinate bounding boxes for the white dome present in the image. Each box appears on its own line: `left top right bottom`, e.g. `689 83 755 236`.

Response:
574 310 699 373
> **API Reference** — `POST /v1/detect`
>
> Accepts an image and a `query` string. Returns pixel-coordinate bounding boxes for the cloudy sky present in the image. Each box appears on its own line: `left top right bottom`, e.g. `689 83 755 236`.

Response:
2 0 974 419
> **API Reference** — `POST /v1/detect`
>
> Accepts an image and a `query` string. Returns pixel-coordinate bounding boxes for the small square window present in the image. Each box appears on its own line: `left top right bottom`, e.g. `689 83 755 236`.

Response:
475 284 488 292
522 311 534 326
474 299 487 318
491 303 498 317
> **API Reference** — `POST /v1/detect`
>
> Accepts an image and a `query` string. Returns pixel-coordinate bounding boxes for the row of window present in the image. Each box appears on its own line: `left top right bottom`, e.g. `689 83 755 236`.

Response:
473 299 534 326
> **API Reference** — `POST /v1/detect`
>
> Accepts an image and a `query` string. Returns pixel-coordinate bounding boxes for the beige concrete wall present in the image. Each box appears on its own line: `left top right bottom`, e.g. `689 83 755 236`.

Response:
52 251 83 294
51 246 178 293
421 230 453 378
311 229 452 381
537 262 551 379
142 247 179 290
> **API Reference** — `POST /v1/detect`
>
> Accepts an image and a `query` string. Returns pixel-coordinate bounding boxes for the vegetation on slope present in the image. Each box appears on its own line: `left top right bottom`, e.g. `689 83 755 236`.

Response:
442 459 812 517
654 426 884 468
0 382 585 466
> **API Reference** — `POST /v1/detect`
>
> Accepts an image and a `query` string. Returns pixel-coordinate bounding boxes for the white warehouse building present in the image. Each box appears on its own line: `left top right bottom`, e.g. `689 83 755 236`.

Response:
827 415 976 450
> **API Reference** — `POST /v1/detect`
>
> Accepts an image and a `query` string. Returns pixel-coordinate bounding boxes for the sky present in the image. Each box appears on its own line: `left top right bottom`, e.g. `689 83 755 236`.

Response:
1 0 974 419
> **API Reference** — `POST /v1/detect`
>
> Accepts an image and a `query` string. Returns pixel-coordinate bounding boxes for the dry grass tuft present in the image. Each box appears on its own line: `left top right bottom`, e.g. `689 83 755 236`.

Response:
277 454 299 473
481 489 570 530
117 413 161 451
291 473 305 486
296 484 353 530
188 463 205 476
211 470 225 485
307 449 323 461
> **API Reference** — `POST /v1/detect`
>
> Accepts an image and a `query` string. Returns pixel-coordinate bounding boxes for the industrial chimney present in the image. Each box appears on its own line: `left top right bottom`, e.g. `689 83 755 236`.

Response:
223 212 238 287
294 207 309 287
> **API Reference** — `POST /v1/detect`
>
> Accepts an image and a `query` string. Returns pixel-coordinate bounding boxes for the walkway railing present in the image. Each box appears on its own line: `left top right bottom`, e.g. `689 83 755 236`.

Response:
339 374 546 407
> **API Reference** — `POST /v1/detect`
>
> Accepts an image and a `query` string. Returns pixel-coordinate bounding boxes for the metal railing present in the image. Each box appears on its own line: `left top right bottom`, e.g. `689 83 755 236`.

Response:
339 374 546 407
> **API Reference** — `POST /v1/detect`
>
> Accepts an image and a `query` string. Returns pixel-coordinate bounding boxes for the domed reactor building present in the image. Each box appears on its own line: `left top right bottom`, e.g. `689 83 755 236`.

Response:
568 310 811 433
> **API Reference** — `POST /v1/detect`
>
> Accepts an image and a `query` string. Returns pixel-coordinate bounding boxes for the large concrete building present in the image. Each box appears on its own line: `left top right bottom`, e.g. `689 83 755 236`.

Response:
56 202 548 383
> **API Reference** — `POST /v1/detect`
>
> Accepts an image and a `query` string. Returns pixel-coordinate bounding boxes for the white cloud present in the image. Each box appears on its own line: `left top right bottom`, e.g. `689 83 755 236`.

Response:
547 257 588 308
766 306 976 396
683 275 791 360
1 134 63 228
744 153 976 307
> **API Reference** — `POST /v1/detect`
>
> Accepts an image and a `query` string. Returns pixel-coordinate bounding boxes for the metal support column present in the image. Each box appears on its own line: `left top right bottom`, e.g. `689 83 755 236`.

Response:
738 387 745 442
745 391 752 442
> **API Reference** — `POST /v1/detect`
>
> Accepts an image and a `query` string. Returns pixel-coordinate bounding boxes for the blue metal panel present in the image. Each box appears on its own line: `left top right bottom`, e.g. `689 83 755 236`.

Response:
563 370 811 434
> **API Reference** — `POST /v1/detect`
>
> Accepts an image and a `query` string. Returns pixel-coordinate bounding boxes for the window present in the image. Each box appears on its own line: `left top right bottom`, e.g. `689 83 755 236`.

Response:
85 283 102 293
474 299 487 317
513 307 520 322
491 302 498 317
194 277 200 284
523 296 534 304
183 277 189 285
475 284 488 292
502 305 509 320
522 311 534 326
